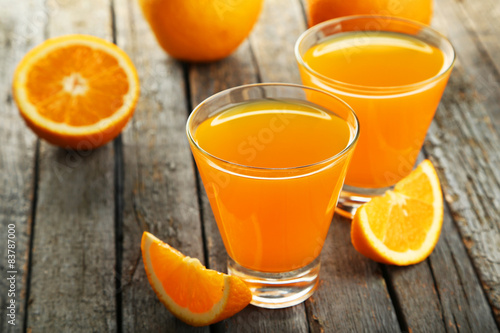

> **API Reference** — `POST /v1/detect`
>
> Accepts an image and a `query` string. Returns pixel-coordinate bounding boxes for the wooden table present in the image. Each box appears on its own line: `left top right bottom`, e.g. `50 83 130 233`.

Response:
1 0 499 331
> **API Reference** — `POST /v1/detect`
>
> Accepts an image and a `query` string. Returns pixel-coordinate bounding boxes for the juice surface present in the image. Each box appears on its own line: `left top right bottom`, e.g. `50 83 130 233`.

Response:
191 99 354 272
194 100 351 168
300 32 449 188
303 32 444 87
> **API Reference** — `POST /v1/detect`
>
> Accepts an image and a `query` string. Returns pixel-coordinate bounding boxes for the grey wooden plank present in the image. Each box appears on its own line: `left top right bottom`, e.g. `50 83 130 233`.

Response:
251 0 401 331
217 305 309 333
249 0 306 84
385 262 446 333
438 0 500 131
428 0 500 325
454 0 500 86
28 146 116 332
382 4 500 327
25 0 118 331
386 202 497 332
113 0 208 331
297 0 499 330
430 203 497 331
189 40 258 104
189 1 310 331
196 0 400 331
306 216 400 332
296 1 407 331
0 1 43 331
378 153 450 333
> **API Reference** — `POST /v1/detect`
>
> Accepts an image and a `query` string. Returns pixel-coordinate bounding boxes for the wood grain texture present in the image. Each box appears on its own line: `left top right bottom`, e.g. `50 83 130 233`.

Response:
25 0 117 331
429 0 500 324
249 0 306 84
455 0 500 88
386 203 497 332
27 146 116 332
429 204 497 331
189 40 258 104
306 216 400 332
385 262 446 333
0 1 42 331
114 0 208 332
215 305 309 333
438 0 500 130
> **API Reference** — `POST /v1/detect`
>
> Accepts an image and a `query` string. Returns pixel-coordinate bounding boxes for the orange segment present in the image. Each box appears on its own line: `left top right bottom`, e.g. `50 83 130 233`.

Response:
141 232 252 326
12 34 140 149
351 160 443 265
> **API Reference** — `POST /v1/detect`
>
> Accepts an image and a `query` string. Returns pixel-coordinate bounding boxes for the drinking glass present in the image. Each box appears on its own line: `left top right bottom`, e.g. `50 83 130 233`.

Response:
295 15 455 217
186 83 359 308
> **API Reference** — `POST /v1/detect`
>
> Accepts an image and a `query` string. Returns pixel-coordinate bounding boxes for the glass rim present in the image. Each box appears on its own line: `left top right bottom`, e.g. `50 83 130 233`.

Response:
186 83 360 172
294 15 456 94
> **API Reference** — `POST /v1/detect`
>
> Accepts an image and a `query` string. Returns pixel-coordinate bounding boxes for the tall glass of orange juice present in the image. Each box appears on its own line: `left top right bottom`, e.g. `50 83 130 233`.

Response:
295 16 455 218
186 84 359 308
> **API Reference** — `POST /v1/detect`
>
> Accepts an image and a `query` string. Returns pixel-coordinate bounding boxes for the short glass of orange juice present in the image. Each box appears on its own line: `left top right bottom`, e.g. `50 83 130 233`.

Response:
186 83 359 308
295 15 455 218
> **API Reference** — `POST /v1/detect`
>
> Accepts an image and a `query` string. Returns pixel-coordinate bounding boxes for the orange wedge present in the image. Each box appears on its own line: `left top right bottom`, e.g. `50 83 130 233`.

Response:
351 159 443 266
141 232 252 326
13 34 140 149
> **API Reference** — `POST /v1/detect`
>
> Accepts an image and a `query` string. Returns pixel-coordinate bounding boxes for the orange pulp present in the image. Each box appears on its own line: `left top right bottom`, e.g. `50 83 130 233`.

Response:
190 100 355 272
300 31 450 188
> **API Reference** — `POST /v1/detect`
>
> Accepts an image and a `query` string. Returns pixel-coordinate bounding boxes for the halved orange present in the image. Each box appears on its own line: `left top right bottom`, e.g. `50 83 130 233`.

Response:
12 34 140 149
141 232 252 326
351 159 443 266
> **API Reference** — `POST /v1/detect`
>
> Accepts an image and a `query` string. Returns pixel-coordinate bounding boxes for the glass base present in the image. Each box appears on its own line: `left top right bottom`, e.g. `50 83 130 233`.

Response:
227 257 320 309
336 184 391 219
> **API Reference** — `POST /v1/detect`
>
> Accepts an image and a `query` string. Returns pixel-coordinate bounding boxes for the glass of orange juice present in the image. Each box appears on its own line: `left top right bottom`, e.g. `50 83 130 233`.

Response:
186 83 359 308
295 15 455 218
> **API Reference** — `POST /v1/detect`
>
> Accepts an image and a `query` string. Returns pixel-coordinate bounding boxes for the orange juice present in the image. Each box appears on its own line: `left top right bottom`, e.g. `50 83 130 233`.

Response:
190 99 355 272
299 31 451 188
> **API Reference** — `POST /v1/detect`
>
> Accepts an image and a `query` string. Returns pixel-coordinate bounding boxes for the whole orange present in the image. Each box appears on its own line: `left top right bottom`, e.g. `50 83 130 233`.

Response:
306 0 433 27
138 0 264 62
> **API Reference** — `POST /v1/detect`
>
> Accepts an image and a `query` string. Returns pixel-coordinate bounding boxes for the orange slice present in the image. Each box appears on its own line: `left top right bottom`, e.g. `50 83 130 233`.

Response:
141 232 252 326
13 34 140 149
351 159 443 266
